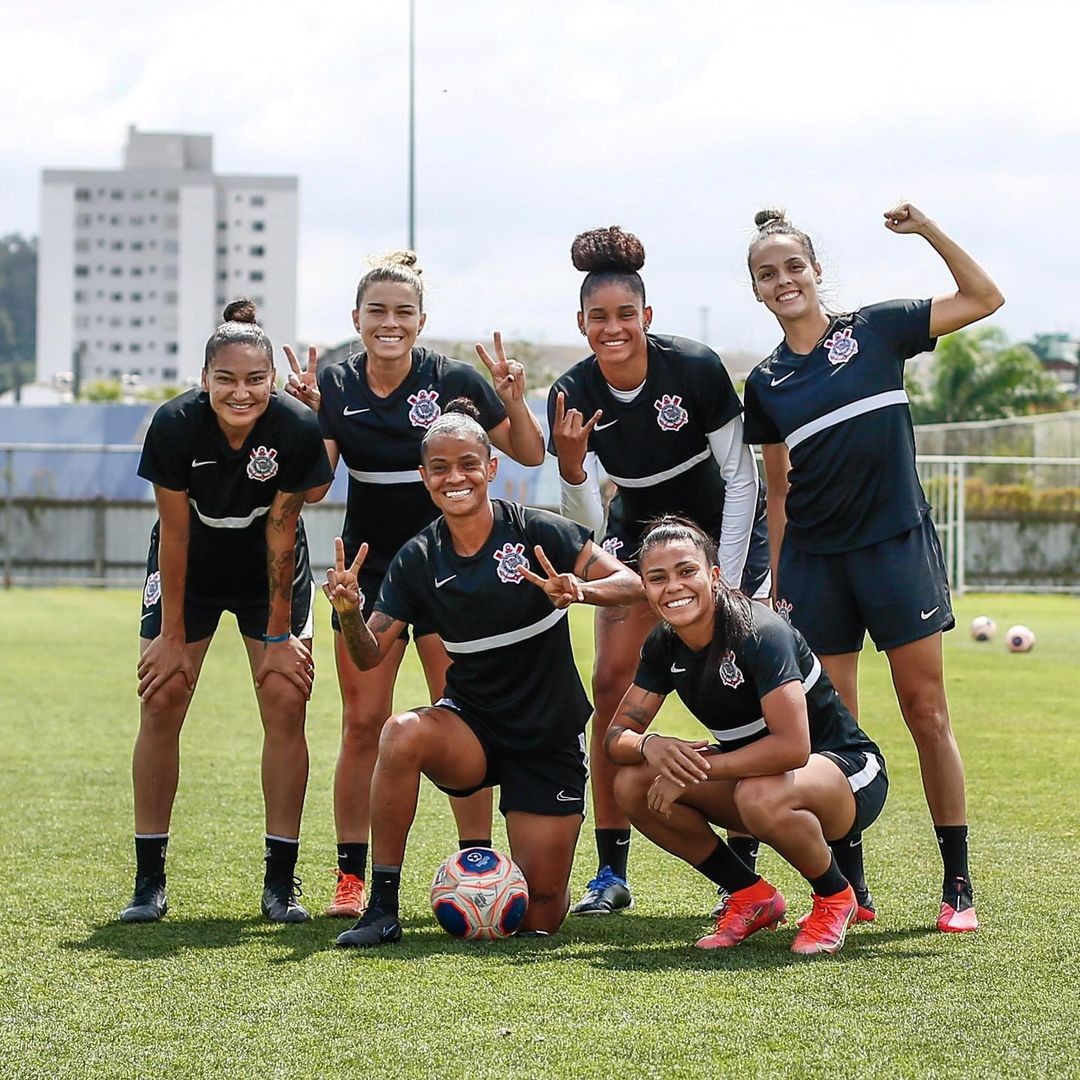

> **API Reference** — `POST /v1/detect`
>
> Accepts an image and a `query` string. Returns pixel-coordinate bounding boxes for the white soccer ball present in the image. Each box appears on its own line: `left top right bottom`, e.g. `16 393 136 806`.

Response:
969 616 997 642
430 847 529 940
1005 625 1035 653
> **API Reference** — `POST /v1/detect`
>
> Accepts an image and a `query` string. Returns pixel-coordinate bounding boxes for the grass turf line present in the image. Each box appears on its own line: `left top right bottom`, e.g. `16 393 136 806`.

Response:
0 589 1077 1079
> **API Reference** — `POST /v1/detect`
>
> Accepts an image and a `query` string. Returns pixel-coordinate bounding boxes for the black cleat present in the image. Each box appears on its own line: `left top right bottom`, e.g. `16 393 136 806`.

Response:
120 875 168 923
570 866 634 916
335 905 402 948
261 877 311 923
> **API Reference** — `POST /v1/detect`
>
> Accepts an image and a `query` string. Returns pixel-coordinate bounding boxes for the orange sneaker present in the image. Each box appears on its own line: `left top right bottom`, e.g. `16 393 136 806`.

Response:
937 877 978 933
791 885 858 955
797 889 876 927
324 869 366 918
695 880 787 950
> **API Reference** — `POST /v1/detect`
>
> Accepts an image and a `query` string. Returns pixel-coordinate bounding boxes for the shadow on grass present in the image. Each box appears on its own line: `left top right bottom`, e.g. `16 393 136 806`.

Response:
62 917 331 963
62 913 937 970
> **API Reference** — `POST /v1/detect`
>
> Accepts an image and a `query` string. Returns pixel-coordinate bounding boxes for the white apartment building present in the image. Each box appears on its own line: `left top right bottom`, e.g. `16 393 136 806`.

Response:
37 125 298 387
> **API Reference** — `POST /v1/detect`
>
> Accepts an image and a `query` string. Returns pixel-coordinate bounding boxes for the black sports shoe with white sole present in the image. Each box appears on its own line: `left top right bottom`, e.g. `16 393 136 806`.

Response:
335 905 403 948
120 874 168 923
570 865 634 915
261 877 311 923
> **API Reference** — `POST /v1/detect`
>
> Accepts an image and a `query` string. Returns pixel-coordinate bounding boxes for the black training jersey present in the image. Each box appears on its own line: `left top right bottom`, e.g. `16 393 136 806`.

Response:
743 300 936 554
635 604 879 758
318 347 507 574
375 501 593 752
547 335 747 555
138 388 332 594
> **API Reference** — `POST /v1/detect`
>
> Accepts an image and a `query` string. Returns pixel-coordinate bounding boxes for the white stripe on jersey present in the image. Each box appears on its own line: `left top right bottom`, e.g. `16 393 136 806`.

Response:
347 467 423 485
442 606 567 654
847 752 882 793
605 447 712 488
709 658 820 743
709 717 767 743
785 390 909 450
189 499 270 529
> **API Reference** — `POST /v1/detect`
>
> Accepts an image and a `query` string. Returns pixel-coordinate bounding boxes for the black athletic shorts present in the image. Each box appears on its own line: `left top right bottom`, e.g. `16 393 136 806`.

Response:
819 749 889 837
330 568 411 643
139 521 315 643
777 513 954 654
431 696 589 818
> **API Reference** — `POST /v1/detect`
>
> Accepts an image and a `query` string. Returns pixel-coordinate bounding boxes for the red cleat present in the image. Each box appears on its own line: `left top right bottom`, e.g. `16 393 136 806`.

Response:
695 880 787 950
937 877 978 933
791 885 858 955
324 869 366 918
797 889 875 927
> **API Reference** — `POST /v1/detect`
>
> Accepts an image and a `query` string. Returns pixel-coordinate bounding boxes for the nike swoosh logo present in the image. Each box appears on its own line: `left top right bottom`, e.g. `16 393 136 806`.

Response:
555 790 582 802
140 611 154 620
434 575 457 588
343 407 371 416
920 607 940 620
849 836 862 848
770 371 795 386
671 665 686 673
615 838 630 846
191 460 216 468
595 420 618 430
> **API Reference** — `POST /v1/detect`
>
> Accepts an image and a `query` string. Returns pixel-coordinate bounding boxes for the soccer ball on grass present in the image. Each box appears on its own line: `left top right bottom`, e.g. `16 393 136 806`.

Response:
430 847 529 939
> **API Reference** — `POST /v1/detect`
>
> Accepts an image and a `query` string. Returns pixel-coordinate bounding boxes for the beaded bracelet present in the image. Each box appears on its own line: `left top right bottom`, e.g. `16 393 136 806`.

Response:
263 632 291 644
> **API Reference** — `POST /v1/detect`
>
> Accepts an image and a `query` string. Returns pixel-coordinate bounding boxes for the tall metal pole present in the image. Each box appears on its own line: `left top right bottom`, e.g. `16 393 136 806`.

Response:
407 0 416 251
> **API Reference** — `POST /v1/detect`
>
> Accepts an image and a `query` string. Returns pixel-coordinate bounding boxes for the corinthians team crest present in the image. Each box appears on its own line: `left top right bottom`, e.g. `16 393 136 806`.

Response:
407 388 441 428
775 598 794 624
247 446 279 482
143 570 161 608
602 537 624 557
493 542 530 584
654 394 689 432
718 649 745 690
824 326 859 366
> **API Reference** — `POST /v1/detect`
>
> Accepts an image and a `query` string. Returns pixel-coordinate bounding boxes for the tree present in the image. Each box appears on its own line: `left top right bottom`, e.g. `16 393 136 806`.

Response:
907 326 1064 425
0 233 37 396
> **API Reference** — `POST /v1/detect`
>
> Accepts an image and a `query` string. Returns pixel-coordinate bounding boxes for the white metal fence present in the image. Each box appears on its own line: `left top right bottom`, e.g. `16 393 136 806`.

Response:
3 444 1079 592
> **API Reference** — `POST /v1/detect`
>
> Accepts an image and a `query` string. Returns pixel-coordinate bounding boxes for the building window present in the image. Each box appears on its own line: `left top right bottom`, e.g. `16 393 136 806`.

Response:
217 271 227 281
250 245 265 257
132 191 144 202
109 317 122 327
129 344 141 353
163 240 179 254
217 221 227 230
75 239 90 253
130 267 143 277
75 213 92 227
130 292 143 302
164 190 179 203
130 216 144 226
75 188 91 201
216 246 227 256
130 318 143 328
235 194 243 202
250 194 265 207
75 265 89 277
164 292 178 305
110 267 123 277
74 290 88 302
110 292 123 302
110 344 123 354
162 367 178 381
109 216 121 225
110 190 124 200
250 270 264 282
252 220 265 232
111 240 124 250
166 342 178 354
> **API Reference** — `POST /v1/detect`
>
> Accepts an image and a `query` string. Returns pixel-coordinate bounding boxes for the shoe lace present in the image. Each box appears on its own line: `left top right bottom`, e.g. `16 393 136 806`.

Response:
333 871 364 901
799 893 847 942
585 865 621 892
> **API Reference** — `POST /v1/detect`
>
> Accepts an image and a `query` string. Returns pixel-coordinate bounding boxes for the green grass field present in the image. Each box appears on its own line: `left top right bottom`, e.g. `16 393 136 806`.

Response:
1 590 1077 1079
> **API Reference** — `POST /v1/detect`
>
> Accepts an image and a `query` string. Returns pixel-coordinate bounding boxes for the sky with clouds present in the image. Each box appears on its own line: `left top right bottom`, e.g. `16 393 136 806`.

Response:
2 0 1075 356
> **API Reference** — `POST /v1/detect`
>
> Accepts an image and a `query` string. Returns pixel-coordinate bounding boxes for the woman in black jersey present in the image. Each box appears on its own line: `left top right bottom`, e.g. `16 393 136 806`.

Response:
323 402 642 947
743 203 1004 932
283 251 545 919
122 300 334 925
547 227 770 915
607 517 888 955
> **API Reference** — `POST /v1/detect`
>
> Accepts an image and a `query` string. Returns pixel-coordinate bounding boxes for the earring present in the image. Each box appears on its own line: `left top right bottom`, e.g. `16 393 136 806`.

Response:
643 323 651 331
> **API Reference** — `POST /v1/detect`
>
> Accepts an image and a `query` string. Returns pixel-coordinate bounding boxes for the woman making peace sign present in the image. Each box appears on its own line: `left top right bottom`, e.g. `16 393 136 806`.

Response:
324 401 641 946
284 251 545 918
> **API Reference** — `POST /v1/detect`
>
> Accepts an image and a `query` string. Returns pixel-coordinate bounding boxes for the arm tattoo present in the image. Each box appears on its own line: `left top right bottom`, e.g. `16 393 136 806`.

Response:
581 549 603 579
621 703 652 726
339 609 382 667
368 612 394 634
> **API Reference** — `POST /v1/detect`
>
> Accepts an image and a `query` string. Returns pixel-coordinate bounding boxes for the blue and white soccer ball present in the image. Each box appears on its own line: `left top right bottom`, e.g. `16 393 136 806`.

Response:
969 616 997 642
1005 625 1035 653
431 847 529 940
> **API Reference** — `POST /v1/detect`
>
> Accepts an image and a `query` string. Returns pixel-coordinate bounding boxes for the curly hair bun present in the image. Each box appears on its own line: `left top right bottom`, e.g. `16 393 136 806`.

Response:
372 249 422 275
222 298 258 324
753 208 789 230
444 396 482 421
571 226 645 274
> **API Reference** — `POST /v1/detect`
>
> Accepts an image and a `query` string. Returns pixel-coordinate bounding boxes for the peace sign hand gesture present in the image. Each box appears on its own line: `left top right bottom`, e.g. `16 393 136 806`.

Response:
323 538 368 614
476 331 526 404
283 344 321 412
551 390 602 485
519 544 585 609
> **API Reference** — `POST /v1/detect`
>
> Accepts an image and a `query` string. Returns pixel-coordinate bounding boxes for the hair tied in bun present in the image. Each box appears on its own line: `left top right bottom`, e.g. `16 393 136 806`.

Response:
223 297 258 324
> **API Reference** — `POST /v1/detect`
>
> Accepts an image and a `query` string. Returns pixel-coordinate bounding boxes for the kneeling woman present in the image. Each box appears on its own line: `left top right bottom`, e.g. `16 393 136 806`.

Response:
324 403 642 946
607 517 887 955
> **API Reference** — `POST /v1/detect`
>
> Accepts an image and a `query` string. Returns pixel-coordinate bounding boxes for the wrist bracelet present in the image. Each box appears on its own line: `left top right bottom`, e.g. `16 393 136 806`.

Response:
640 732 661 760
263 632 291 644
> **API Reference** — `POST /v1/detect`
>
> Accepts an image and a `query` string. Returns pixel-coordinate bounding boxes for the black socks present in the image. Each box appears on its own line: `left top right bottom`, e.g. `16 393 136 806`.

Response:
936 825 971 886
134 833 168 880
596 828 631 880
264 836 299 886
727 835 760 875
370 865 402 916
694 839 760 895
337 842 368 880
807 854 849 899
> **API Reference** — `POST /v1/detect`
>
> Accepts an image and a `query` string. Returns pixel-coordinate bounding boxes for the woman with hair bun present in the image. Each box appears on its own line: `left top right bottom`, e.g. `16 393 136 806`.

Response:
283 251 545 919
548 226 770 915
743 203 1004 931
122 299 334 925
607 515 888 955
